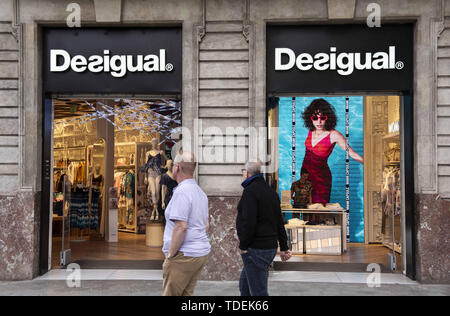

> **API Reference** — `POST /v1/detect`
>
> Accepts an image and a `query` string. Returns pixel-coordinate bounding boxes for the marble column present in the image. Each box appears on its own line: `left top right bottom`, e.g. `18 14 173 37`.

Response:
415 194 450 284
200 196 242 281
0 191 40 280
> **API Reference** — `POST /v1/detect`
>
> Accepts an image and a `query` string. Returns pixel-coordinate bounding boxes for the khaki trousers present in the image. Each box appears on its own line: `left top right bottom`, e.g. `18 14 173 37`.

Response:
162 252 209 296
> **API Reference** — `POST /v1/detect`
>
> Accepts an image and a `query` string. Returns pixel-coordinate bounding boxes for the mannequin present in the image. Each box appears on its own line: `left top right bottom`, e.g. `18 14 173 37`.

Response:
290 171 312 209
143 138 167 221
161 160 178 211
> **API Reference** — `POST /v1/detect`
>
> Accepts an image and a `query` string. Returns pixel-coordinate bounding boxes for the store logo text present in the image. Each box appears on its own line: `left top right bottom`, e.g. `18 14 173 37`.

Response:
50 49 174 78
275 46 404 76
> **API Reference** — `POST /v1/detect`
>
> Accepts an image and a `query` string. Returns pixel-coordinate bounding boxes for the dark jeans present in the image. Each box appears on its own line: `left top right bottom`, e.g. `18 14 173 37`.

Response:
239 248 277 296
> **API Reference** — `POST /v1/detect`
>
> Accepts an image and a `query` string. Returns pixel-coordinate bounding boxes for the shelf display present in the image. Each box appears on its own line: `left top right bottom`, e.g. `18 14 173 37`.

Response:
53 119 98 240
115 142 153 234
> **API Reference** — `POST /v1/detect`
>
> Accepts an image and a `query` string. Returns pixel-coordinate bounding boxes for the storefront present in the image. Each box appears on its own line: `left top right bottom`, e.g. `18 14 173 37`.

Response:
266 24 415 278
40 27 182 272
0 0 448 284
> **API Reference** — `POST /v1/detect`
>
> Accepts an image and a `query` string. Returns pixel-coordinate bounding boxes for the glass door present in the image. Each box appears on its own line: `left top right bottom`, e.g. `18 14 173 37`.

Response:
59 173 72 266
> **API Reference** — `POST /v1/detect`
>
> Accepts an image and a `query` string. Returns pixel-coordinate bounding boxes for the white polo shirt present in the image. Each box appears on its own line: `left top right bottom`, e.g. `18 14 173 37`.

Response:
163 178 211 257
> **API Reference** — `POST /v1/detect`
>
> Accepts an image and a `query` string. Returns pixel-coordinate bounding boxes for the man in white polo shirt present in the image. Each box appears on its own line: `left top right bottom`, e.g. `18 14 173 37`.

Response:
162 151 210 296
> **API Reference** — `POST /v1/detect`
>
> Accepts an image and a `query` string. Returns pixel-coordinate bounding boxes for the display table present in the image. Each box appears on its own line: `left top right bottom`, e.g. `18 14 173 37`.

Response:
145 222 164 247
282 207 347 253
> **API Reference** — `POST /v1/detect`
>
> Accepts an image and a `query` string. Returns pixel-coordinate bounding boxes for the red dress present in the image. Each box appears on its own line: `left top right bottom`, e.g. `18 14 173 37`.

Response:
301 131 336 205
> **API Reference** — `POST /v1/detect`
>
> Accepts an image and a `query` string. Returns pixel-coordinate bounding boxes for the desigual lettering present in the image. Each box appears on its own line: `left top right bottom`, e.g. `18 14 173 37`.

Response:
275 46 403 76
50 49 173 77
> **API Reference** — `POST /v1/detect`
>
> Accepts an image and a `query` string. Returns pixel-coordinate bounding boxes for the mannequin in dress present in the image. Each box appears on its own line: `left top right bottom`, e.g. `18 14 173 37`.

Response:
161 160 178 211
144 138 167 221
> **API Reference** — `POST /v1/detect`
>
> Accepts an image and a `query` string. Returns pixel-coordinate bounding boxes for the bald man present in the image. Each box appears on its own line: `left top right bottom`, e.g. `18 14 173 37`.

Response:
162 152 210 296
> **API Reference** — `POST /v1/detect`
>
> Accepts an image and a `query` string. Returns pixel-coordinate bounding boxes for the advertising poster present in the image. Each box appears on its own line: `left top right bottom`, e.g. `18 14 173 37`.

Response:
279 96 364 242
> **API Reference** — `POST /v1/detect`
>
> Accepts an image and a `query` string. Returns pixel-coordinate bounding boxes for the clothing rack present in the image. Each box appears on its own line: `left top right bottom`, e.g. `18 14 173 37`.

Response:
53 145 90 242
55 159 85 163
54 146 87 150
114 165 136 169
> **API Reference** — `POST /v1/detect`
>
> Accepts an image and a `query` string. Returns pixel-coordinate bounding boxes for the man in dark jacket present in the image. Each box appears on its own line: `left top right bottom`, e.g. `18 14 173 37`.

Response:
236 161 292 296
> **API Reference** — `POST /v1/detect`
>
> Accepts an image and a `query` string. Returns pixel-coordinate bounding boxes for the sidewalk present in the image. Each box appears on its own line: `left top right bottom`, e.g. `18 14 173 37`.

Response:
0 270 448 296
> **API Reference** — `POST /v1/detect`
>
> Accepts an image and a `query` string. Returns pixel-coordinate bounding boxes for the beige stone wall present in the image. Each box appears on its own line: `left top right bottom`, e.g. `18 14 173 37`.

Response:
437 16 450 198
0 16 19 194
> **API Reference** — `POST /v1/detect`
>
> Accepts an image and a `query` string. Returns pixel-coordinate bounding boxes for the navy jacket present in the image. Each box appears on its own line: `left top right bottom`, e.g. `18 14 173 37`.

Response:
236 176 289 251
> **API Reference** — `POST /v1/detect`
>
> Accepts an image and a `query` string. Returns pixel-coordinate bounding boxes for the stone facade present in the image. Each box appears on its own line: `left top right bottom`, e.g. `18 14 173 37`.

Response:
202 197 242 281
0 0 448 284
0 192 40 280
415 194 450 284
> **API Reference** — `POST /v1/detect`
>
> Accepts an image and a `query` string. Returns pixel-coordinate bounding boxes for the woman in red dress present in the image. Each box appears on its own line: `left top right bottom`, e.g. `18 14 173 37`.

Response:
301 99 364 205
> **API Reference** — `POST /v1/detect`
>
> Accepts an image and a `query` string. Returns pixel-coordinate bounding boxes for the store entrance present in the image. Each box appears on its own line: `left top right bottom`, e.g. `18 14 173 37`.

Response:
49 98 181 269
268 95 405 273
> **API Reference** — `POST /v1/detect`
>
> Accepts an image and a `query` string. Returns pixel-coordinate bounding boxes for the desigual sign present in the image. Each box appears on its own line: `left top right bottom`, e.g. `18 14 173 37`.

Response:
267 24 413 94
43 27 182 94
50 49 174 77
275 46 404 75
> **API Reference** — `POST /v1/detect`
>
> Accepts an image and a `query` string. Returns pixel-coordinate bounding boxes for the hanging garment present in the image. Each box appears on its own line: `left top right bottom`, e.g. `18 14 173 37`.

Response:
90 189 100 229
53 170 61 192
124 171 135 226
119 174 128 208
53 192 64 216
381 174 393 215
92 174 103 188
124 171 135 199
67 162 77 185
114 172 125 189
69 188 89 229
56 173 65 193
382 167 400 215
301 131 336 205
74 162 85 187
126 198 134 226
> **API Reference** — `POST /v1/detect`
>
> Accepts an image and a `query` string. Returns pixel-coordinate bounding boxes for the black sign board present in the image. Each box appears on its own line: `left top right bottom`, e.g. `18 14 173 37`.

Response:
267 24 413 94
43 27 182 94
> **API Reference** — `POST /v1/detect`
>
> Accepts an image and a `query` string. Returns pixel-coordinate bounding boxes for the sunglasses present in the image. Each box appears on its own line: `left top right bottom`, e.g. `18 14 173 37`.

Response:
311 115 328 121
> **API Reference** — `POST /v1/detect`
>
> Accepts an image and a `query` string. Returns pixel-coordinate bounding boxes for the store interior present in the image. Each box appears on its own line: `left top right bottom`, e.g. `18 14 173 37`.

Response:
49 96 404 273
50 98 181 268
268 96 403 272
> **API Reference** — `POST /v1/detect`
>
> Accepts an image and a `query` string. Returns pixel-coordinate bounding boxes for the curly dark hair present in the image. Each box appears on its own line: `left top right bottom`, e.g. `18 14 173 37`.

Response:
302 98 338 131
